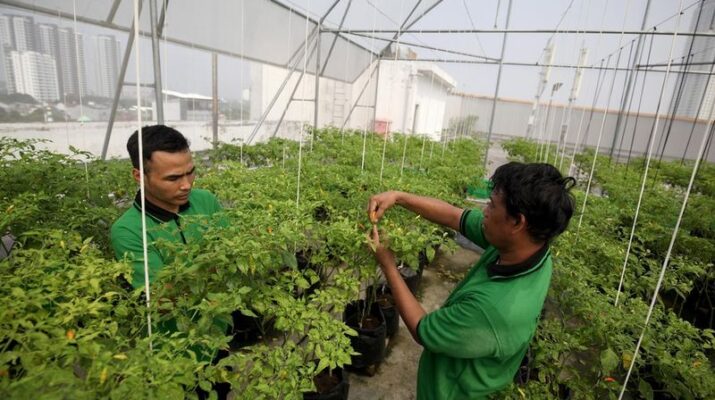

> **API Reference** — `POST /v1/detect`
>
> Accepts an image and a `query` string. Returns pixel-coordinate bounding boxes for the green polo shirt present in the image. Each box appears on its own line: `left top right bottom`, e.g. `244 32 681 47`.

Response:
416 208 553 399
111 188 223 288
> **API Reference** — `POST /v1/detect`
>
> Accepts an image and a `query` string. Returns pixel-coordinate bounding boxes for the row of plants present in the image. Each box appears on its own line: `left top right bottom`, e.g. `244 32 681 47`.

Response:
498 138 715 399
1 128 485 398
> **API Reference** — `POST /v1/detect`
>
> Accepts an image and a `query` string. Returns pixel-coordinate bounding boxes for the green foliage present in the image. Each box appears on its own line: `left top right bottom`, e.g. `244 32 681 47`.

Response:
1 130 484 397
498 138 715 399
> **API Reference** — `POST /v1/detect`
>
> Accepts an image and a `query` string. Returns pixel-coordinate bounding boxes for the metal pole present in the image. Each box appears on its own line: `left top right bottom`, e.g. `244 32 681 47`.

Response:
245 28 318 144
270 39 320 139
325 28 715 37
149 0 164 124
339 58 380 131
101 0 143 160
320 0 352 76
212 52 218 148
609 0 652 158
483 0 512 172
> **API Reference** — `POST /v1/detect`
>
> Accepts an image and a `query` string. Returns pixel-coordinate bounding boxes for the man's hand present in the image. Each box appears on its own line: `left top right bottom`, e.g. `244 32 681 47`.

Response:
367 225 396 269
367 191 402 223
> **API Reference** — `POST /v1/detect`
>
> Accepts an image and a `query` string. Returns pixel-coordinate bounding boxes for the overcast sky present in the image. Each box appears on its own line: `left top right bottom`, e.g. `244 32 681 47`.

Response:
1 0 708 114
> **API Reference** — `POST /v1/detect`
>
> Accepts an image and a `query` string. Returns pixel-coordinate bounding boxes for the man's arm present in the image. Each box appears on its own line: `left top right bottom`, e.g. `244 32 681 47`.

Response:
368 191 463 231
370 226 425 344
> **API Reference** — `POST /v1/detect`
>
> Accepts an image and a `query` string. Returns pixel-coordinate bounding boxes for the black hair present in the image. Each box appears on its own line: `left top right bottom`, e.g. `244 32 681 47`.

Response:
126 125 190 170
490 162 576 242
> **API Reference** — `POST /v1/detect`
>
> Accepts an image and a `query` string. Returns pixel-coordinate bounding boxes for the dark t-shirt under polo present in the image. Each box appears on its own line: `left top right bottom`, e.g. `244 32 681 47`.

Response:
416 208 553 399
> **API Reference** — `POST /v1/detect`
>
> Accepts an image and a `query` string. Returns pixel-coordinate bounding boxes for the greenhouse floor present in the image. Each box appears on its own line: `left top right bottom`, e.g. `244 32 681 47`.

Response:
348 245 481 400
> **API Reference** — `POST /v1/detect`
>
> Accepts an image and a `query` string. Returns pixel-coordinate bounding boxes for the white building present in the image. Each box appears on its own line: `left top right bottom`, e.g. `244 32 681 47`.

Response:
58 28 87 99
10 50 59 102
95 34 120 98
374 60 456 140
0 14 36 94
152 89 215 121
248 48 456 142
36 23 62 95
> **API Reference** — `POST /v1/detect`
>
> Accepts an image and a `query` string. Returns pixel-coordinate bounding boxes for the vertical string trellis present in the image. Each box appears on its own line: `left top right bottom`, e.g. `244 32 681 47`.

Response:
614 1 687 307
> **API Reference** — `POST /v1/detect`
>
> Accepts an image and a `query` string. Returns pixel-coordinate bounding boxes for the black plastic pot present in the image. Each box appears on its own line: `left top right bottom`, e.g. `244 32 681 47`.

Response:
303 366 349 400
369 284 399 338
399 264 421 295
418 249 430 273
343 300 386 369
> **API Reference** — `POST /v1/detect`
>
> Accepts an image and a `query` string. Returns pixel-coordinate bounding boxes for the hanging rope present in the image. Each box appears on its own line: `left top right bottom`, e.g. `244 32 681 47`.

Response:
607 39 635 163
131 0 152 351
560 107 586 171
361 2 378 173
625 34 656 173
162 0 168 108
240 0 245 128
569 57 606 176
616 37 650 162
556 0 590 167
614 1 687 307
418 62 438 170
379 0 405 183
71 0 84 123
296 2 311 209
339 1 353 143
543 103 564 163
575 51 616 234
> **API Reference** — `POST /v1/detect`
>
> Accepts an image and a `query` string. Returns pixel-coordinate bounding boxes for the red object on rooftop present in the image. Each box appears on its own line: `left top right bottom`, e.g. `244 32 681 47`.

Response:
373 119 391 134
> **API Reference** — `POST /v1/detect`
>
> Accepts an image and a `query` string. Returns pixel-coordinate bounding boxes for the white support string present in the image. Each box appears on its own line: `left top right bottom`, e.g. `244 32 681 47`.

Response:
561 107 586 171
379 0 405 183
575 52 613 233
577 0 631 234
240 0 245 128
132 0 152 350
542 103 563 163
340 2 352 143
296 2 311 209
418 66 437 170
162 0 168 108
360 3 378 173
556 0 590 168
614 0 687 307
71 0 84 123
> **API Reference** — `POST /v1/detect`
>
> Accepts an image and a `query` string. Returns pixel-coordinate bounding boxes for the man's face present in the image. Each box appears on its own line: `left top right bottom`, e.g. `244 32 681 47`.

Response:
133 150 195 213
482 190 519 248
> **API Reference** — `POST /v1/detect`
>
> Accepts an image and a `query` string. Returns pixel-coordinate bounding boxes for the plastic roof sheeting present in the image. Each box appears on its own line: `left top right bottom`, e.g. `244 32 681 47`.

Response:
1 0 447 83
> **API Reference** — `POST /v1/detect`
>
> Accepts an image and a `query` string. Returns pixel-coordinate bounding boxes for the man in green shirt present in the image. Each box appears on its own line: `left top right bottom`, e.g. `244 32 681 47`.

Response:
110 125 230 399
367 162 575 399
111 125 223 288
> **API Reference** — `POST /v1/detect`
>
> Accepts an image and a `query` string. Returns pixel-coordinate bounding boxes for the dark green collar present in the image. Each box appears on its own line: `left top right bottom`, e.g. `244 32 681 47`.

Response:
132 191 191 223
487 244 549 280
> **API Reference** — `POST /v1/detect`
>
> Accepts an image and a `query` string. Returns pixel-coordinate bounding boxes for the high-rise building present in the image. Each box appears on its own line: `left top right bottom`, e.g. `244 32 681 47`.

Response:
57 27 87 99
36 23 63 97
0 14 36 94
9 14 34 51
10 50 59 102
95 34 120 98
674 1 715 119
